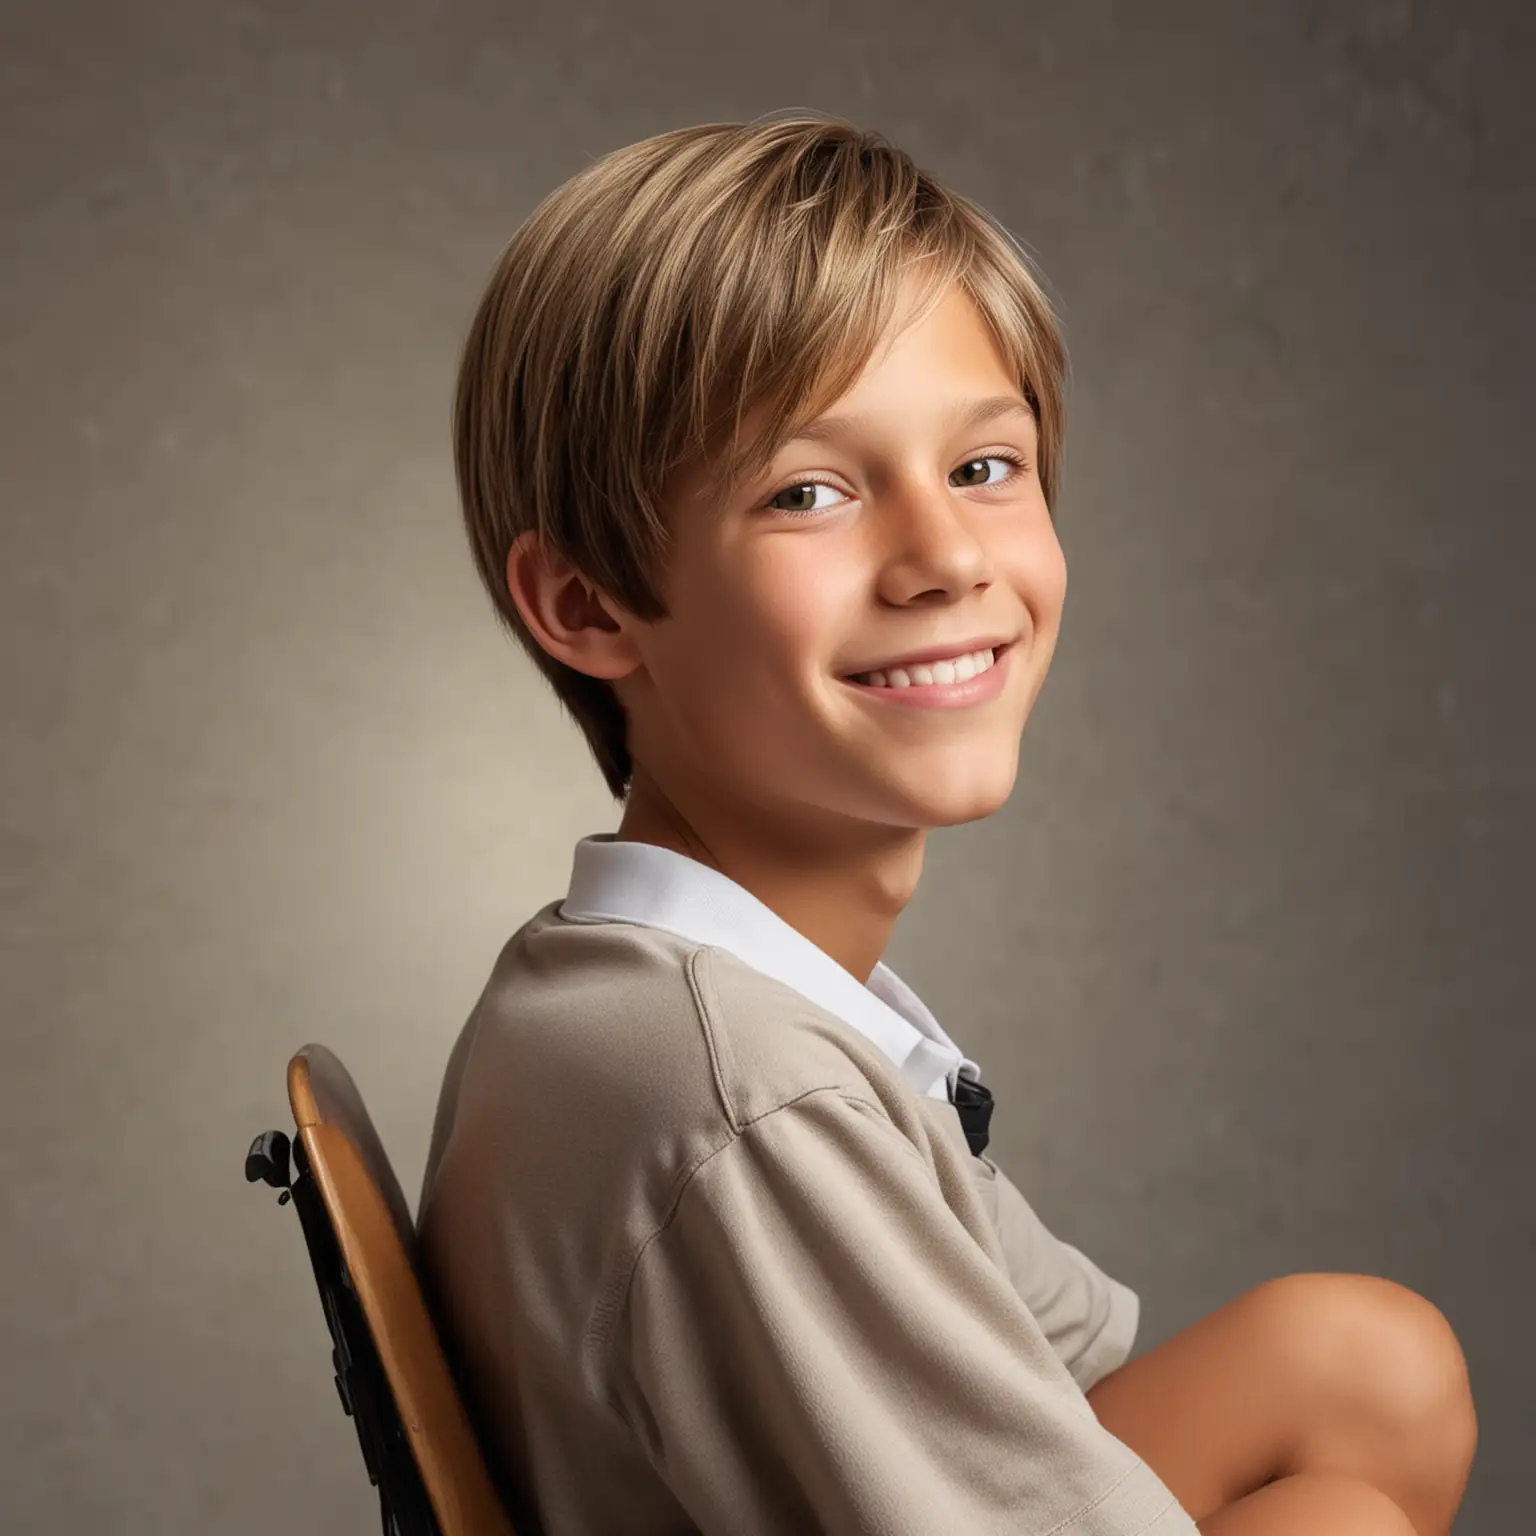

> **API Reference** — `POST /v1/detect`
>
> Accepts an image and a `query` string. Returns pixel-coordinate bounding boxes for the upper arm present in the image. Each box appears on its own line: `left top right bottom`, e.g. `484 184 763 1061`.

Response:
609 1090 1188 1535
981 1155 1142 1394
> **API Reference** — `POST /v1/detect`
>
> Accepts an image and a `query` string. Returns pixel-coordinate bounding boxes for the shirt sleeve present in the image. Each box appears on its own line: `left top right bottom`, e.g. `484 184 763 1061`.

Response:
978 1154 1142 1394
609 1087 1192 1536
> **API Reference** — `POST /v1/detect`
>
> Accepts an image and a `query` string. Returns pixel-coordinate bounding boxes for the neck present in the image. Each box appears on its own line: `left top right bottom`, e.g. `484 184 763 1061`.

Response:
615 764 927 985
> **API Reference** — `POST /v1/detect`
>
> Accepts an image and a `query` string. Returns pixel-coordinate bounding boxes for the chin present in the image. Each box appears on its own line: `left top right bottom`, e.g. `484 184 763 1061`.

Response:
905 761 1020 829
926 793 1015 830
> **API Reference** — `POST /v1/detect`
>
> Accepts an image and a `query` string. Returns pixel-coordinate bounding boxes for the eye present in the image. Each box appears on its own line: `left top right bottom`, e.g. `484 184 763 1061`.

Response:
952 452 1029 489
764 452 1031 518
766 478 845 517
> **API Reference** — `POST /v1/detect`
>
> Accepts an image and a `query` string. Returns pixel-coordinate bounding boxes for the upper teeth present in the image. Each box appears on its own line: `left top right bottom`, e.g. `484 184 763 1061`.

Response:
852 647 996 688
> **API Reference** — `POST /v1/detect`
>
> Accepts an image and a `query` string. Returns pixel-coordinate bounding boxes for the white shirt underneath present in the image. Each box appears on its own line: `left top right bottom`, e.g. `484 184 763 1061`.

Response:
557 832 982 1103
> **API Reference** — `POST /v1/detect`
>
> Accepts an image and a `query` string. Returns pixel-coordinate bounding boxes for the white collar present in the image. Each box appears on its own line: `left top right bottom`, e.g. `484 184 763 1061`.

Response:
556 833 980 1103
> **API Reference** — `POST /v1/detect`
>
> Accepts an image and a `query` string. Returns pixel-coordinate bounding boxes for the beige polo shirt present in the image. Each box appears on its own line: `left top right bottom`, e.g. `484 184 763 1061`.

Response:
416 835 1195 1534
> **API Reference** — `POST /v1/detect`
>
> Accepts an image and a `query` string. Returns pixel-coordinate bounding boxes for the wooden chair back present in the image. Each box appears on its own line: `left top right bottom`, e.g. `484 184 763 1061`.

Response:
248 1042 516 1535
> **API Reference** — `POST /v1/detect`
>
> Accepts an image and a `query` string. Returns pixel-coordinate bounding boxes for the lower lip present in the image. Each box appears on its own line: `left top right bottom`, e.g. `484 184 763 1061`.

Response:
839 644 1014 709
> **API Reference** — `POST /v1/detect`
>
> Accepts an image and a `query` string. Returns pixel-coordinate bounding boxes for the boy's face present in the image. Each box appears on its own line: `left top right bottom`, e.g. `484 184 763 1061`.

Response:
616 276 1068 842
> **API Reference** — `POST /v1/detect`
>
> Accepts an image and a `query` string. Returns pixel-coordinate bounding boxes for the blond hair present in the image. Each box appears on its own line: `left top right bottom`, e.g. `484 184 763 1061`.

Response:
454 110 1069 801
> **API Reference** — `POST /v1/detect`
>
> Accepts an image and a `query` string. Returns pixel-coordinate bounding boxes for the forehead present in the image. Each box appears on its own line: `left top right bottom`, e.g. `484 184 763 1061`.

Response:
785 392 1034 449
786 281 1023 424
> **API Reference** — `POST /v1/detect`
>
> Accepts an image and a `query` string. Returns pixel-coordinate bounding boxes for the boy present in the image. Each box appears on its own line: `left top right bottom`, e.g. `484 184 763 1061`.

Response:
417 113 1476 1534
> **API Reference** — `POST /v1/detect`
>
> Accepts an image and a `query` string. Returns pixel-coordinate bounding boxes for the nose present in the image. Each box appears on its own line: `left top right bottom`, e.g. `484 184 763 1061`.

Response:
871 479 995 600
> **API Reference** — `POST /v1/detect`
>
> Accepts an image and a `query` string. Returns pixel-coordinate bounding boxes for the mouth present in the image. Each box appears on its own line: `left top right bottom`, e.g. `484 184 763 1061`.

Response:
839 640 1014 688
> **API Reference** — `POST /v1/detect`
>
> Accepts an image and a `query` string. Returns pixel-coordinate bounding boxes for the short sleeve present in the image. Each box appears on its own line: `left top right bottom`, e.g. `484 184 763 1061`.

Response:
609 1088 1191 1536
980 1155 1142 1394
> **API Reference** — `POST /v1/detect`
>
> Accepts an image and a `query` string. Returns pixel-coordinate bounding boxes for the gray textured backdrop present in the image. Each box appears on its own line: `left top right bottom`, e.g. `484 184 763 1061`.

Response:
3 1 1531 1531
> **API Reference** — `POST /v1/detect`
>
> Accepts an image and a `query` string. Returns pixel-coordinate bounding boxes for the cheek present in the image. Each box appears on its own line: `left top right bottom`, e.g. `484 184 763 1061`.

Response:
655 591 802 738
737 547 850 672
1038 555 1068 637
996 550 1065 660
1016 517 1067 608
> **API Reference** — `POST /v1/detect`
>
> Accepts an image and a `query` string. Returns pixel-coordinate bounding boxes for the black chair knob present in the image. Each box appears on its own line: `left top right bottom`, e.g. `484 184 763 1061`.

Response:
245 1128 292 1190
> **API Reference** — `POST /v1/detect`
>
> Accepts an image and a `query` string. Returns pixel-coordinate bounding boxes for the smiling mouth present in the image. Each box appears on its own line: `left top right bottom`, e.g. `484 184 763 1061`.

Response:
841 641 1012 688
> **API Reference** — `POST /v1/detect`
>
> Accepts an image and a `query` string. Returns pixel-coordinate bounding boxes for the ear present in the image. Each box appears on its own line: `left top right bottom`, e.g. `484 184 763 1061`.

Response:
505 529 644 681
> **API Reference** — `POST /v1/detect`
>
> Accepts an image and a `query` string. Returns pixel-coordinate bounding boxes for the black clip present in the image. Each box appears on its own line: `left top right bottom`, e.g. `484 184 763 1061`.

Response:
951 1075 994 1157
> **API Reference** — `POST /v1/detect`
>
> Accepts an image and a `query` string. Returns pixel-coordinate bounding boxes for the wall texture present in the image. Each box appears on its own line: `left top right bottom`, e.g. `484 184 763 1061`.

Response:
2 1 1530 1530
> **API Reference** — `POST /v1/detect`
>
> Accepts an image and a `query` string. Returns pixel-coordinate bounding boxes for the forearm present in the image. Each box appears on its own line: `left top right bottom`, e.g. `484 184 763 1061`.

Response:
1084 1289 1295 1524
1084 1274 1476 1536
1195 1471 1417 1534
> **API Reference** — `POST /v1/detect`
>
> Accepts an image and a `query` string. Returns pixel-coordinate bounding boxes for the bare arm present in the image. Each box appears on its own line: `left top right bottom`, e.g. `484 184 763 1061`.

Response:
1084 1273 1476 1536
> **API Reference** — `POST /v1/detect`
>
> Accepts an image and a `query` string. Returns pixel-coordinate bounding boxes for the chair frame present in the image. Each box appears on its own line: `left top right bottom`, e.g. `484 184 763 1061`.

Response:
248 1127 441 1535
248 1043 518 1536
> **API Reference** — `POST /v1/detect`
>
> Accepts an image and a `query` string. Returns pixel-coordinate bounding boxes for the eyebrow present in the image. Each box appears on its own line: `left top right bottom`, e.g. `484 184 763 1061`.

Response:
784 393 1036 446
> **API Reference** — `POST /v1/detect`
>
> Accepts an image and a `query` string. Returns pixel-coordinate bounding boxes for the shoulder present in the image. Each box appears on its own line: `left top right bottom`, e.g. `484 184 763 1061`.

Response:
480 910 911 1124
443 911 920 1178
420 911 932 1328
